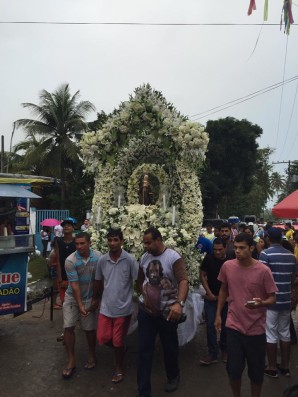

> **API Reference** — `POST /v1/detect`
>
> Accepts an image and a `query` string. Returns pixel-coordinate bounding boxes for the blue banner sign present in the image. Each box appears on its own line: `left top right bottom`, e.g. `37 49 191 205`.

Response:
0 253 28 314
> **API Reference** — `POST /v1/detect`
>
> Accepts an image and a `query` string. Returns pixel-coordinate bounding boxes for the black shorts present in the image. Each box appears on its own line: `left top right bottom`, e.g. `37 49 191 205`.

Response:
226 327 266 385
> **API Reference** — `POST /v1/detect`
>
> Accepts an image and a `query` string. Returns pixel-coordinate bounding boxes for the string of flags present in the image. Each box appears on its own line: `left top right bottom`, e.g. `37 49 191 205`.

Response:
247 0 294 34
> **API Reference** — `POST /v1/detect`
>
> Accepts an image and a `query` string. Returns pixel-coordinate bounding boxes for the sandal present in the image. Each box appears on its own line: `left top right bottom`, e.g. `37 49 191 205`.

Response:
56 333 64 342
62 367 76 379
111 372 124 383
84 361 97 370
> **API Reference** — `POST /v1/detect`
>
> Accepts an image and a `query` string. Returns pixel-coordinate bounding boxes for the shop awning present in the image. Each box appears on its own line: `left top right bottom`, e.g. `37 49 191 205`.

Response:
0 184 41 198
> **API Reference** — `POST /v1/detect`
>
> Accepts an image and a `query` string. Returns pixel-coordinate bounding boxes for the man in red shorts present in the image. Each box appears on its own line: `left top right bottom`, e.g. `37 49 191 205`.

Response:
215 233 277 397
92 228 138 383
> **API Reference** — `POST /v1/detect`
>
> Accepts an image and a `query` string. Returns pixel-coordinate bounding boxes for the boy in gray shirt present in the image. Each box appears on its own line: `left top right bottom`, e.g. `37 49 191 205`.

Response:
92 228 138 383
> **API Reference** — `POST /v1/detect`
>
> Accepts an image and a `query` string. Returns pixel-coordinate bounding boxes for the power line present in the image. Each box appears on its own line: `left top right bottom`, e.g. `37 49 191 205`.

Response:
0 21 297 26
275 36 289 150
279 79 298 158
189 75 298 120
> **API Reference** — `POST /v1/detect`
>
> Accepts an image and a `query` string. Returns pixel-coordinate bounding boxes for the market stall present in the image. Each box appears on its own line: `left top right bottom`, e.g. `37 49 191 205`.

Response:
0 183 42 315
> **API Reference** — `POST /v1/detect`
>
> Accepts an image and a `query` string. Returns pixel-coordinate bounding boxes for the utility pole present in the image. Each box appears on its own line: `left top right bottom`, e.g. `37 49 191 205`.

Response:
6 122 16 173
272 160 291 194
1 135 4 173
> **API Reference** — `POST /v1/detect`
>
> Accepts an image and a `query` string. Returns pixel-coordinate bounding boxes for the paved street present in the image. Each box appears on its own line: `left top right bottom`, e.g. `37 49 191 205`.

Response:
0 301 297 397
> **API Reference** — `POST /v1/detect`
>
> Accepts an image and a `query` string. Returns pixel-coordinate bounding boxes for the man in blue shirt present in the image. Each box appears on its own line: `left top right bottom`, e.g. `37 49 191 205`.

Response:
195 234 213 255
259 227 296 378
62 232 101 379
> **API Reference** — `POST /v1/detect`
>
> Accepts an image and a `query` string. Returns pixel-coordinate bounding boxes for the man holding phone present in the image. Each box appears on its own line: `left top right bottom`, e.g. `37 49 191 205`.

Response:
215 233 277 397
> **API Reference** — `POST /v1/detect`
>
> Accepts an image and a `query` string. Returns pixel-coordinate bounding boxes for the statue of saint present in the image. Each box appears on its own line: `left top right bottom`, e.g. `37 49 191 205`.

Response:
139 174 154 205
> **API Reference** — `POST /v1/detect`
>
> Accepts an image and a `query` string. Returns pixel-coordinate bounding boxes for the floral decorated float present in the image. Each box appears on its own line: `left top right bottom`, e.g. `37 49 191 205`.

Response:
81 84 209 343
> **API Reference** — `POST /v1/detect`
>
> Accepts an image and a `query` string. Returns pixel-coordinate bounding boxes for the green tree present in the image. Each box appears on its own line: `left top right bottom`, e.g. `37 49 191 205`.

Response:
10 132 47 174
14 83 95 206
88 111 109 131
244 148 278 218
269 171 286 196
201 117 262 219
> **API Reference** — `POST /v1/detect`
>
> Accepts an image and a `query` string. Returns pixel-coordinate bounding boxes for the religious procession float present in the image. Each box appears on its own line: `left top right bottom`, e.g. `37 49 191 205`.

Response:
81 84 209 344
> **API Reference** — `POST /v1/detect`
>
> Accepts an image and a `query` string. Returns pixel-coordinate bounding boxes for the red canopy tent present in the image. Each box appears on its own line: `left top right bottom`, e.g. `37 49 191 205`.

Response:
272 190 298 218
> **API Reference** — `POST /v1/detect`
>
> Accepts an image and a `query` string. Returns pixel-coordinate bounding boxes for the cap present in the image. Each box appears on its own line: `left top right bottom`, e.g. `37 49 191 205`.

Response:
267 227 282 240
61 220 74 227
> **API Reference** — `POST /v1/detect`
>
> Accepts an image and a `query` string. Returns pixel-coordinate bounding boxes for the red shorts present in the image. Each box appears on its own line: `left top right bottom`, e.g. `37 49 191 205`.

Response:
97 314 131 348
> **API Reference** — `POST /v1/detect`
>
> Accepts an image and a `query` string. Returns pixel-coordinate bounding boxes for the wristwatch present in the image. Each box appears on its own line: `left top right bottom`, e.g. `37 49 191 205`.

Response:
176 300 185 307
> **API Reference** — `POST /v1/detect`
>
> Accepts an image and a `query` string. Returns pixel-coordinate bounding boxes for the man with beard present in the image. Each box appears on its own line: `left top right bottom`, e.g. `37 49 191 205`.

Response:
137 227 188 397
220 222 235 258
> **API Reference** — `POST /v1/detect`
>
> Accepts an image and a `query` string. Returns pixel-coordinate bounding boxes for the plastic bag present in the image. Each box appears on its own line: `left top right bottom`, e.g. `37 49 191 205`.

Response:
177 290 205 346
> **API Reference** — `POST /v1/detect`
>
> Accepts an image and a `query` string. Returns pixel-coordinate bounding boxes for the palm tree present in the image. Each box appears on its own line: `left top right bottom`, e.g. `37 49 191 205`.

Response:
11 132 47 174
14 83 95 205
269 172 286 196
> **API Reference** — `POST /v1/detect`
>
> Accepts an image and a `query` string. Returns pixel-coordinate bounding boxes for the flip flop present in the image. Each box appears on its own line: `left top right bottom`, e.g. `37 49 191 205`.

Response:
62 367 76 379
84 361 97 370
111 372 124 383
56 333 64 342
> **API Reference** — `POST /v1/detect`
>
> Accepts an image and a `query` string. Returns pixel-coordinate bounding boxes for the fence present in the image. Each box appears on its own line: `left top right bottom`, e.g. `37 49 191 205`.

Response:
33 209 69 252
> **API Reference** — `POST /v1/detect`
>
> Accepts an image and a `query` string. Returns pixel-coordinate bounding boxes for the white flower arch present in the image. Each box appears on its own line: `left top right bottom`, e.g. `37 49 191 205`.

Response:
80 84 209 288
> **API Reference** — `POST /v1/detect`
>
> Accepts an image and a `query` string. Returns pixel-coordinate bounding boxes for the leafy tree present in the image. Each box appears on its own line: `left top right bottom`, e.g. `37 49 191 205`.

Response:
14 83 95 207
243 148 284 218
201 117 262 219
88 111 109 131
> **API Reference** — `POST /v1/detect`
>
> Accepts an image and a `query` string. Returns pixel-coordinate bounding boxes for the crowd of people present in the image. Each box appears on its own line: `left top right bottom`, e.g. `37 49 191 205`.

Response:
198 220 298 397
44 217 298 397
47 223 188 397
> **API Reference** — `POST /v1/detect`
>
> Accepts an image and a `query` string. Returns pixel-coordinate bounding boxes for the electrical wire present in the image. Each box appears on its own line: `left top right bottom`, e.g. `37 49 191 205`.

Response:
279 78 298 158
189 75 298 120
0 21 297 26
275 36 289 151
247 23 264 60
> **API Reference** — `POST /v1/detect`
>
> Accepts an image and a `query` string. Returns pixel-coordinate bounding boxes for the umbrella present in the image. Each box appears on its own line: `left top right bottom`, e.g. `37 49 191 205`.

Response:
40 218 61 227
272 190 298 218
65 217 78 224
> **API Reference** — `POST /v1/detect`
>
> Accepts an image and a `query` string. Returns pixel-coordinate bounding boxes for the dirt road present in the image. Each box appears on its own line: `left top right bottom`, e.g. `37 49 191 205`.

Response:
0 301 297 397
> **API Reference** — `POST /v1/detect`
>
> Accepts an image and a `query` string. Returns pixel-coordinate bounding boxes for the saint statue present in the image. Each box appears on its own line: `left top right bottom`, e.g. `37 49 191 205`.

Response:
139 174 154 205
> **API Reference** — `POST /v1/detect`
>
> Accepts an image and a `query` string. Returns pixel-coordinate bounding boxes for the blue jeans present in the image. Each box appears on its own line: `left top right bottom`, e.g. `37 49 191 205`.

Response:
137 308 179 397
204 299 228 359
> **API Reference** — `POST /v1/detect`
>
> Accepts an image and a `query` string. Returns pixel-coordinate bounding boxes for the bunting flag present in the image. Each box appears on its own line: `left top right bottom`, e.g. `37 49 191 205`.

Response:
281 0 294 35
248 0 257 15
263 0 269 21
247 0 294 35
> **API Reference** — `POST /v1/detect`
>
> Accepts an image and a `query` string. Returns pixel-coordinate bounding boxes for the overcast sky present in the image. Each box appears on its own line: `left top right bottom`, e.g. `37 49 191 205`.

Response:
1 0 298 178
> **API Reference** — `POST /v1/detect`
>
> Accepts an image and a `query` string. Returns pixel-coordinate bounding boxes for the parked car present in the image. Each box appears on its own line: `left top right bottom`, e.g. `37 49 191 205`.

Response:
243 215 257 224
